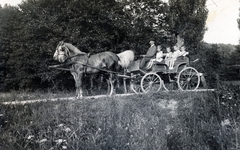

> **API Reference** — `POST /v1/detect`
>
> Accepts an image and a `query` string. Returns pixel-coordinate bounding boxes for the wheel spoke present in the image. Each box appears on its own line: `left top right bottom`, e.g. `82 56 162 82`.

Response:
181 81 188 89
153 77 159 82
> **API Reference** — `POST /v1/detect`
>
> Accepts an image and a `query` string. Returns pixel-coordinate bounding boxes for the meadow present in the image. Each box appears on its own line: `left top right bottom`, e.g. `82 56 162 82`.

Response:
0 83 239 150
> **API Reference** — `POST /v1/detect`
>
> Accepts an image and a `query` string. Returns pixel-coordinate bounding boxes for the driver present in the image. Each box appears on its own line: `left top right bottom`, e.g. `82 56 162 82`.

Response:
140 40 157 69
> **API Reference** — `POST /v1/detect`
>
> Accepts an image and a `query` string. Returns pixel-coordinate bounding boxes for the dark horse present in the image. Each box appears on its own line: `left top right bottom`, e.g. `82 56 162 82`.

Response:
52 41 134 98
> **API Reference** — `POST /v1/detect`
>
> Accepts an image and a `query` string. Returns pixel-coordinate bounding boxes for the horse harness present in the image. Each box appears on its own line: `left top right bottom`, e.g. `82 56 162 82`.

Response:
58 44 70 58
58 44 121 75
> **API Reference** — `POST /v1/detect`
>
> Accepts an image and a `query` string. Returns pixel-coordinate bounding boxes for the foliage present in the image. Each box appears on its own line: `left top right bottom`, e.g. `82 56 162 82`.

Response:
0 6 25 90
166 0 208 51
120 0 169 51
189 42 240 87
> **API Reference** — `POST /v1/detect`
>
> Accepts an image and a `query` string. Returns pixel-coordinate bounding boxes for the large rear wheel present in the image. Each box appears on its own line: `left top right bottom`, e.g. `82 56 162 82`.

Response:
141 73 162 93
177 67 200 91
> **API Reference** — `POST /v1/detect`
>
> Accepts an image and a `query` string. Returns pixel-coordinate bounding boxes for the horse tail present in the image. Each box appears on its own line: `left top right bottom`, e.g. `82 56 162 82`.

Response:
117 50 135 69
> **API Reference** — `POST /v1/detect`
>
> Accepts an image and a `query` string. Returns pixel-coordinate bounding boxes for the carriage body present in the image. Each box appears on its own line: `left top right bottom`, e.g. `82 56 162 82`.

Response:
127 56 189 73
152 56 189 74
126 56 201 93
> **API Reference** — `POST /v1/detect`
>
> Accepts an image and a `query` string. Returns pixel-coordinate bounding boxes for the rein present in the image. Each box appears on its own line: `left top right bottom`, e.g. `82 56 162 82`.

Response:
54 43 122 74
49 61 122 74
73 61 122 75
67 53 83 59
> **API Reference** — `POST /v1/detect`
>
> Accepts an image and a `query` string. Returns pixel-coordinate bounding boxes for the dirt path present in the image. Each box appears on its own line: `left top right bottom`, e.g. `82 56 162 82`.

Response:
1 89 214 105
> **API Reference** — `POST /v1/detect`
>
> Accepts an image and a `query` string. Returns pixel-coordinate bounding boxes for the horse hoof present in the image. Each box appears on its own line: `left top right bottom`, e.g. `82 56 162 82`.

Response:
75 95 83 99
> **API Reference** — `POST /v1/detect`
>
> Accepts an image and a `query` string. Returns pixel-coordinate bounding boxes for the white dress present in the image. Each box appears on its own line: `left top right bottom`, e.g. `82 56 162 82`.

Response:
156 51 163 62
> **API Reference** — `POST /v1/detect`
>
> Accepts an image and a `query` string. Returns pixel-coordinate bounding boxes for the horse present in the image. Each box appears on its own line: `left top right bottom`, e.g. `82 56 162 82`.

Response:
52 41 134 98
116 50 135 92
117 50 135 69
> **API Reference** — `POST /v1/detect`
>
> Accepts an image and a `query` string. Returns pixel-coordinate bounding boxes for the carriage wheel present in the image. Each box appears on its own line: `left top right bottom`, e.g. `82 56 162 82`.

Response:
130 73 142 94
177 67 200 91
141 73 162 93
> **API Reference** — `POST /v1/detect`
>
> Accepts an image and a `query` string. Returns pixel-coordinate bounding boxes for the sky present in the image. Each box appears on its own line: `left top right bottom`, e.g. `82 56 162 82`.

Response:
204 0 239 45
0 0 239 45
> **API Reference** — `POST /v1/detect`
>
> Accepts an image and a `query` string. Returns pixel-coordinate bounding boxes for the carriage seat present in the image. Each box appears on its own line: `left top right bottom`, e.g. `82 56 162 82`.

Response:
169 56 189 72
174 56 189 67
152 60 168 72
152 56 189 72
126 60 140 72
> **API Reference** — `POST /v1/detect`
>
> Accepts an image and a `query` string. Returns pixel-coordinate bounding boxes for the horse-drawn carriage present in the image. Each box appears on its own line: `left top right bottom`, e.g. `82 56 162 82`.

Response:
50 41 202 98
126 56 201 94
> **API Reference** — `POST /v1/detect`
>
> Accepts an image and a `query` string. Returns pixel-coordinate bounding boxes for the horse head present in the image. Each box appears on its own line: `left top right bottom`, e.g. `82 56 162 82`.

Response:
53 41 70 63
53 41 87 63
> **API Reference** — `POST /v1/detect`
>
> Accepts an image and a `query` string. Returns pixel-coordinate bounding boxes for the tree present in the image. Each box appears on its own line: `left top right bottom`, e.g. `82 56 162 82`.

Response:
0 5 25 90
166 0 208 52
227 45 240 80
120 0 169 53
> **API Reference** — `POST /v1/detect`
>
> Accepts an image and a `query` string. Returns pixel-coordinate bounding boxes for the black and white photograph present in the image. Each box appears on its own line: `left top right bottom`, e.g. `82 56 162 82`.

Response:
0 0 239 149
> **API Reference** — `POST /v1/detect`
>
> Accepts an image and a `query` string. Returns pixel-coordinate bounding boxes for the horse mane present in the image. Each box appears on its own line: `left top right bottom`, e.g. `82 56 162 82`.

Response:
117 50 135 69
64 42 87 55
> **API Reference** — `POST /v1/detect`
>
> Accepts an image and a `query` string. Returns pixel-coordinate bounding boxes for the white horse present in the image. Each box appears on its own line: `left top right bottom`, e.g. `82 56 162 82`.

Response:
117 50 135 69
116 50 135 92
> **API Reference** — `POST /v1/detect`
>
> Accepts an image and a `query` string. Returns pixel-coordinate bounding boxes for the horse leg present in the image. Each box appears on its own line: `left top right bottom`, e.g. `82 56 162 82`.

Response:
71 71 78 97
108 73 114 96
123 69 127 93
90 75 94 93
71 71 83 98
76 73 83 98
98 74 103 90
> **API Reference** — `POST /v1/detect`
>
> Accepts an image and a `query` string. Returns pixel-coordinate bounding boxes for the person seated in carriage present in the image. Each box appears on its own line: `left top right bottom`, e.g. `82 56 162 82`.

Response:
168 45 189 69
164 47 173 68
180 46 189 56
139 40 157 69
146 45 164 69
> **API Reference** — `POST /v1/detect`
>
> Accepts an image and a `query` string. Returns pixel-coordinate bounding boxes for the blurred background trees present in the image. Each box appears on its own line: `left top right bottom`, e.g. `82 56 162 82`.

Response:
0 0 238 91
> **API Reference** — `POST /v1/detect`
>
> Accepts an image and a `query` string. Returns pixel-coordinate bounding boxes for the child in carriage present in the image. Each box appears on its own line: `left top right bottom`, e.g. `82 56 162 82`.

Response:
168 45 189 69
180 46 189 56
164 47 173 68
146 45 164 69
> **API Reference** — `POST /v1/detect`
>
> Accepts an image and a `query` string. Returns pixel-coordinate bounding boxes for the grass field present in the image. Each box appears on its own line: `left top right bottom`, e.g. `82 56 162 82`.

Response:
0 83 239 150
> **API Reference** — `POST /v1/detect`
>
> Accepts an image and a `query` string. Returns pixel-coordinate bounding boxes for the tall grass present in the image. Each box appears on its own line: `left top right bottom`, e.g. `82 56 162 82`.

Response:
0 84 239 150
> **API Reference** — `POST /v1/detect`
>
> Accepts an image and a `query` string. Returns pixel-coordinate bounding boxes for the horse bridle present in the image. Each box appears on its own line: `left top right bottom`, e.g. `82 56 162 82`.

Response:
57 43 70 59
56 42 91 73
